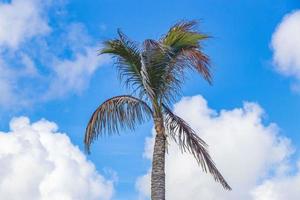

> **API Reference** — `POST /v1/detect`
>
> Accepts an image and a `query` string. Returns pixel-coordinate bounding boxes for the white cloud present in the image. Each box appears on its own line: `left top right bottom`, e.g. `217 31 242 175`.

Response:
252 166 300 200
271 10 300 80
0 59 14 106
0 53 41 108
0 1 108 108
136 95 300 200
42 23 110 99
45 46 109 99
0 77 14 106
0 0 50 49
0 117 114 200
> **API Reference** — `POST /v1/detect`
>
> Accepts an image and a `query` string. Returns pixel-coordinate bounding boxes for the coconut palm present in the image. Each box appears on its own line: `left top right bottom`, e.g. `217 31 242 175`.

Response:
84 21 231 200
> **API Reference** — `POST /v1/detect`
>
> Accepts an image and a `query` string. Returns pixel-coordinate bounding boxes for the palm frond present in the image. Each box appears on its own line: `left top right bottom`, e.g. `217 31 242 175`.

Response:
161 20 212 84
179 48 212 83
162 20 209 51
140 40 157 100
85 95 153 152
163 105 231 190
99 30 145 93
141 39 172 101
139 39 183 106
136 21 212 106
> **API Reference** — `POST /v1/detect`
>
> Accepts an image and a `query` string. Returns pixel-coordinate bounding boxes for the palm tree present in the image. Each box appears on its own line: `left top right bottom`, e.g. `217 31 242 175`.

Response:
84 21 231 200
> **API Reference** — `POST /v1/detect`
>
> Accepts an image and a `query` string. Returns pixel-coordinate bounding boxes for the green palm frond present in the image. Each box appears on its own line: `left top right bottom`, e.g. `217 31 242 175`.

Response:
139 39 181 106
99 30 145 94
84 95 153 152
163 105 231 190
140 40 158 101
161 20 212 84
141 39 172 101
162 20 208 52
98 21 211 105
134 21 212 106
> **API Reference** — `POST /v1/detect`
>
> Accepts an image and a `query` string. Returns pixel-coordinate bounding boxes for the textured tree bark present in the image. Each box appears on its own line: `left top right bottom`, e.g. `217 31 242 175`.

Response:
151 118 166 200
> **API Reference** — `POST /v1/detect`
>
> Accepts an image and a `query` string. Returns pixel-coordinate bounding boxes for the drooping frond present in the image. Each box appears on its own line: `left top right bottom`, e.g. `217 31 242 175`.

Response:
161 20 212 84
85 95 153 152
179 48 211 82
163 105 231 190
99 30 145 94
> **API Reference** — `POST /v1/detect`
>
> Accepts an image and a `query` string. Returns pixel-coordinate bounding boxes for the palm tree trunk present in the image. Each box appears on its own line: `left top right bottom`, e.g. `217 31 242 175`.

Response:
151 118 166 200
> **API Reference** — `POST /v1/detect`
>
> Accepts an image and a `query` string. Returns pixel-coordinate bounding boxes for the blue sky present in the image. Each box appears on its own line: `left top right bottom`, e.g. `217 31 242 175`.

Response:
1 0 300 199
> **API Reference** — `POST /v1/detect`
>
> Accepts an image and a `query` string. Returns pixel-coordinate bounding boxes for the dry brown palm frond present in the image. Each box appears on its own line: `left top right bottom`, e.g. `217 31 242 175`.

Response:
84 95 153 152
180 48 212 83
163 105 231 190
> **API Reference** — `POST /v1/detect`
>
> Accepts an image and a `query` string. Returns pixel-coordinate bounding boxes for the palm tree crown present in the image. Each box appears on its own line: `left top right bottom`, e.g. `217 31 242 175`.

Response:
84 21 231 199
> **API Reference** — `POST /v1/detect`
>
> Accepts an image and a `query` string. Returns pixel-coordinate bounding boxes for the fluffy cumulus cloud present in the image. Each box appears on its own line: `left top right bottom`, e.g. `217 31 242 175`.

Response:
271 10 300 88
0 117 114 200
0 0 108 108
136 95 300 200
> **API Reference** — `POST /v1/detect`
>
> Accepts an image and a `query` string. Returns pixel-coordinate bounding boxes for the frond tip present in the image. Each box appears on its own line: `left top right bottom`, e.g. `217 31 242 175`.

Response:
163 105 231 190
162 20 212 85
84 95 153 153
